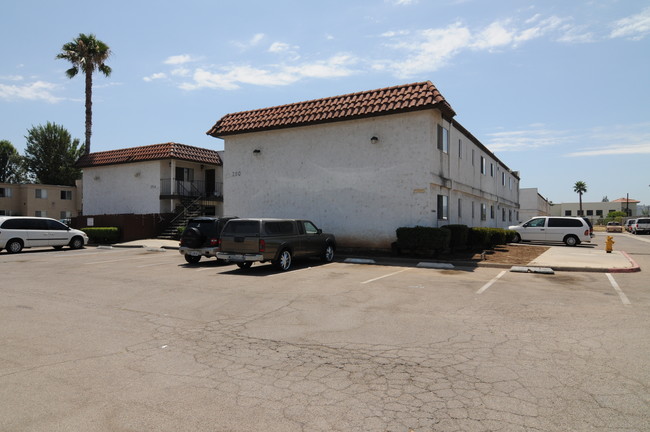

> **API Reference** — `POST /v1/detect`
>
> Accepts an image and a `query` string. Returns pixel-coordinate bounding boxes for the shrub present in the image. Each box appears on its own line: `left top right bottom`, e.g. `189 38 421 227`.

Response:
395 226 451 256
468 227 513 249
441 224 469 251
82 227 120 244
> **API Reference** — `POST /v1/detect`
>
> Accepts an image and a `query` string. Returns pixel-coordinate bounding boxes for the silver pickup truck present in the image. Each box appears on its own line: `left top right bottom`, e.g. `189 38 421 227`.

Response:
217 218 336 271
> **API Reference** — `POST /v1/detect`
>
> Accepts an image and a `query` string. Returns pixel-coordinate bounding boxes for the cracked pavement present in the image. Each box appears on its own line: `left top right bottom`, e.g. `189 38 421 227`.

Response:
1 247 649 431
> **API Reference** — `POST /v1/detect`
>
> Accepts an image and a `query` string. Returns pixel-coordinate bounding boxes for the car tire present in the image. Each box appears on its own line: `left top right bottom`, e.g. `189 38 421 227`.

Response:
53 246 64 250
321 243 335 262
185 255 201 264
182 227 204 248
69 236 84 249
512 233 521 243
237 262 252 270
6 239 23 254
274 249 292 271
564 235 579 247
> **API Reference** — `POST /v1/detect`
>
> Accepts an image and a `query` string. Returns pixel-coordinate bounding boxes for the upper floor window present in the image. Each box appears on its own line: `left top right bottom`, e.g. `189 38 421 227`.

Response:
480 156 486 174
458 139 462 159
35 189 47 199
501 172 506 186
60 190 72 200
490 163 495 177
437 195 448 220
437 125 449 154
0 187 12 198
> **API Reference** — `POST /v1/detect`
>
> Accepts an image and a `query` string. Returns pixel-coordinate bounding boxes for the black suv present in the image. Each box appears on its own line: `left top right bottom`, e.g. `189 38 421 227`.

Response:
178 216 237 264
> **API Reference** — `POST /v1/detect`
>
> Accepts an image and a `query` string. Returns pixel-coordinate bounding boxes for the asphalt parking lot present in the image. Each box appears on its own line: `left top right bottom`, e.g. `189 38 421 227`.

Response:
1 239 649 431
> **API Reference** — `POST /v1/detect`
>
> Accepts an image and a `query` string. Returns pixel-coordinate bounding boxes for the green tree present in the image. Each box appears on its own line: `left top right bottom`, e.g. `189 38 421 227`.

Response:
56 33 112 154
0 140 26 183
573 181 587 216
23 122 83 186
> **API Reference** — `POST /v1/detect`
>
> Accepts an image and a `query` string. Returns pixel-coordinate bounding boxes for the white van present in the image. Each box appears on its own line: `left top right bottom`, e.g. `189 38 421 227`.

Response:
509 216 592 246
0 216 88 254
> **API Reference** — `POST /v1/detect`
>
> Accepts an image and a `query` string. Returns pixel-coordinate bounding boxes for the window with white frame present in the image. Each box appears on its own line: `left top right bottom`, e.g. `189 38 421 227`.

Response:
60 211 72 219
60 190 72 200
35 210 47 217
480 156 486 174
501 172 506 186
437 195 448 220
490 163 495 177
481 203 487 221
35 189 47 199
437 125 449 154
0 187 11 198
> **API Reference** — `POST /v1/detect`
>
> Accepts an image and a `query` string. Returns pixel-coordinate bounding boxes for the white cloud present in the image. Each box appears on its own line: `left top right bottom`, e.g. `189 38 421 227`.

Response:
610 7 650 40
179 54 357 91
269 42 291 53
565 142 650 157
164 54 195 65
0 75 24 81
143 72 167 82
485 128 571 152
0 81 62 103
471 21 515 50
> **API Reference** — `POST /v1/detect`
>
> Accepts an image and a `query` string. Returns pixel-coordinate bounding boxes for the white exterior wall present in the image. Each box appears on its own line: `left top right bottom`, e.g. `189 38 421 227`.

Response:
222 111 519 248
519 188 551 222
549 201 637 219
82 161 162 215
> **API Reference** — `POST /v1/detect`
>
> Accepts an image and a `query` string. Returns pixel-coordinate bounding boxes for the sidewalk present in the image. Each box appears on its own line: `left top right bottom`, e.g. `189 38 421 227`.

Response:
110 239 640 273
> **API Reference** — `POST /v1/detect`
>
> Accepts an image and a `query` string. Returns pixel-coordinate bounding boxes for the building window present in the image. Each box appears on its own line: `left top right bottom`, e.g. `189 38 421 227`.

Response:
480 156 486 174
586 210 593 216
509 177 512 190
596 210 603 216
490 163 495 177
481 203 487 221
472 149 475 166
36 189 47 199
502 208 506 222
437 125 449 153
509 209 512 222
458 198 462 217
60 190 72 200
490 205 495 219
35 210 47 217
437 195 449 220
501 172 506 186
472 201 475 219
0 187 12 198
458 140 462 159
60 211 72 219
565 210 572 216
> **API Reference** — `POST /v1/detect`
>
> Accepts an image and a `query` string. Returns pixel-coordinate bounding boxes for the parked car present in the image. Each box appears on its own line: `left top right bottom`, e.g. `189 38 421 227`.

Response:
509 216 592 246
0 216 88 254
581 217 594 236
217 218 336 271
178 216 238 264
606 221 622 233
631 218 650 235
625 219 636 232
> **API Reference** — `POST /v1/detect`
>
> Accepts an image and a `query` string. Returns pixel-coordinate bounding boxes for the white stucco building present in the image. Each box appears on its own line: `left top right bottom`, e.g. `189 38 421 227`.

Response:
76 142 224 216
519 188 552 222
207 81 520 249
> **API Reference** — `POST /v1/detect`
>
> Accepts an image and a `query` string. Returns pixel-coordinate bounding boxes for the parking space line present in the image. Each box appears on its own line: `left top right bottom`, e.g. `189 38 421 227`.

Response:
361 269 411 284
606 273 631 305
85 255 163 265
476 270 507 294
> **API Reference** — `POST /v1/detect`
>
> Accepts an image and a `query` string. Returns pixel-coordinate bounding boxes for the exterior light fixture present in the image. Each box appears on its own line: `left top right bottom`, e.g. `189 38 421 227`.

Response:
370 136 379 144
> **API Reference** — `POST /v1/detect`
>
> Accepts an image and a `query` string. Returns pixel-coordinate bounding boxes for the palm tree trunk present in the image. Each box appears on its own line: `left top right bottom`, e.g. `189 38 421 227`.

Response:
84 68 93 155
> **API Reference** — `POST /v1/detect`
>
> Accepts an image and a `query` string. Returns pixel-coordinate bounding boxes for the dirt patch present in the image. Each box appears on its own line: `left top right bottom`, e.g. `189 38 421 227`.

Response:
446 244 550 265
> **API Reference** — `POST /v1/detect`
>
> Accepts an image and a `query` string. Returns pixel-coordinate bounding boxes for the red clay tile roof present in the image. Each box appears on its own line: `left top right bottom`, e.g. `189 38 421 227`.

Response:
76 142 222 168
612 197 640 203
207 81 456 137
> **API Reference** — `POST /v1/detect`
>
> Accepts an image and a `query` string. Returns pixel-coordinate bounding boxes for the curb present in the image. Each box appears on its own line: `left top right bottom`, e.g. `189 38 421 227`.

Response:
609 251 641 273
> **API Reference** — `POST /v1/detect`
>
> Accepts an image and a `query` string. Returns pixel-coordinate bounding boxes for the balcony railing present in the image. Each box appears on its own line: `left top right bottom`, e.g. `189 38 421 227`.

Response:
160 179 223 199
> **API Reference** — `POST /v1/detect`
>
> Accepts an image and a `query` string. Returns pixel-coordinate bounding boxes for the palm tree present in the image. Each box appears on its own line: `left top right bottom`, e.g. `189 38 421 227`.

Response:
57 33 112 155
573 181 588 216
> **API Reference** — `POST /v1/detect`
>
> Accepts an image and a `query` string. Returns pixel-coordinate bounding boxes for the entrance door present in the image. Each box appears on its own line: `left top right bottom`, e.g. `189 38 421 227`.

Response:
205 169 215 196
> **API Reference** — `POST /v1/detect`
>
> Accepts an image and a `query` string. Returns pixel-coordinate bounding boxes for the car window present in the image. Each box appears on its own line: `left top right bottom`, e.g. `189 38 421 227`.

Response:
638 219 650 224
264 221 295 235
46 219 68 230
223 221 260 235
525 218 546 228
303 221 319 234
548 218 582 227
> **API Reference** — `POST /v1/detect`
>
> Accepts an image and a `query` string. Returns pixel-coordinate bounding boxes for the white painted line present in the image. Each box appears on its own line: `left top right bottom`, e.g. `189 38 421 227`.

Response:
361 268 410 284
137 262 171 268
606 273 631 305
85 255 161 265
476 270 507 294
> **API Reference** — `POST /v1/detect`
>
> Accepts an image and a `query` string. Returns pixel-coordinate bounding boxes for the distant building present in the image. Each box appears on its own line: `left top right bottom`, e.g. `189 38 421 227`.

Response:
519 188 551 222
550 197 640 220
0 182 80 219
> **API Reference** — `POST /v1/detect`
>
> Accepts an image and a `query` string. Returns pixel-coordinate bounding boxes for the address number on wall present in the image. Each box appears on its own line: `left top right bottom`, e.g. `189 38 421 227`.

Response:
232 171 241 177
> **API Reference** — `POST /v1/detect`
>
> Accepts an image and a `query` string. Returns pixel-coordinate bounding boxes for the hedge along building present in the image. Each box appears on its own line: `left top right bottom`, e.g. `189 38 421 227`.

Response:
207 81 520 249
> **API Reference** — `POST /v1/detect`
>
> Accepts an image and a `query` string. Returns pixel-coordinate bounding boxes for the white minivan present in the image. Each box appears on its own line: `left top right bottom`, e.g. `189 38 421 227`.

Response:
509 216 592 246
0 216 88 254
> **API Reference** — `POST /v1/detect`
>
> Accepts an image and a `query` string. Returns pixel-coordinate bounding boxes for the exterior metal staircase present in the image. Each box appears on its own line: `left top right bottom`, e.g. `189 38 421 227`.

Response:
157 196 203 240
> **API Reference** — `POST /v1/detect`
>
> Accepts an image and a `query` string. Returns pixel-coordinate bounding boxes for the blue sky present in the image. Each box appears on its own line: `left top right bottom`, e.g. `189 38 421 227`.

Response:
2 0 649 206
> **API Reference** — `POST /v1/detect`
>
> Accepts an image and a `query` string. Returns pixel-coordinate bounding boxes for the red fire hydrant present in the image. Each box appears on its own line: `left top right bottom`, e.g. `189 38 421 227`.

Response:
605 236 614 253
